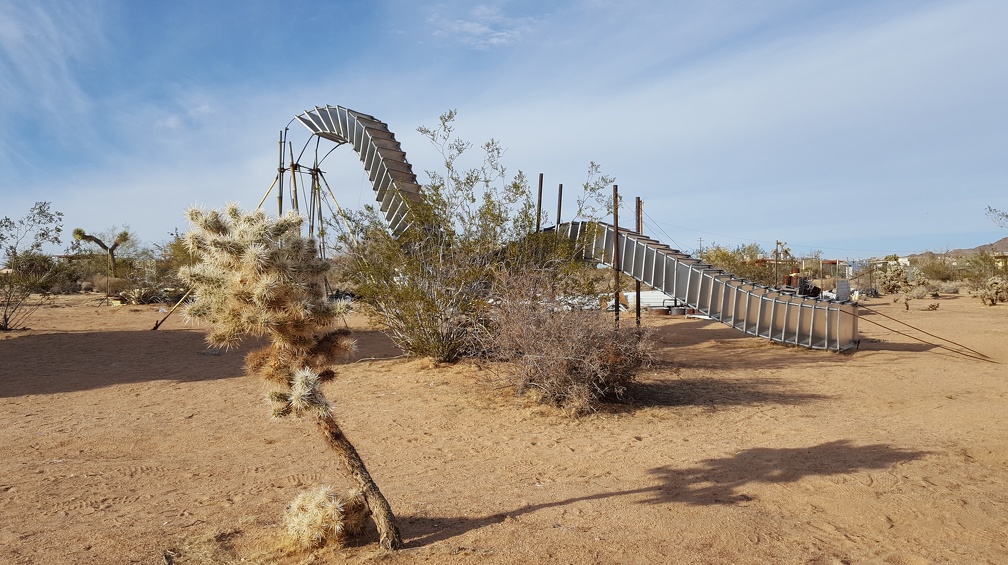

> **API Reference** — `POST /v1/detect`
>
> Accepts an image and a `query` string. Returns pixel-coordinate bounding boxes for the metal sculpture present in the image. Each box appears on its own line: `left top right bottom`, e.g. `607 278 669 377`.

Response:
292 105 859 351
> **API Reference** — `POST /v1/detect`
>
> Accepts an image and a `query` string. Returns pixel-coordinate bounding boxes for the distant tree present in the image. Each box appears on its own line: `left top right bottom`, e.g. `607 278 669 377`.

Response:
699 243 786 287
0 202 63 331
72 227 130 276
986 206 1008 228
179 204 401 550
911 251 955 282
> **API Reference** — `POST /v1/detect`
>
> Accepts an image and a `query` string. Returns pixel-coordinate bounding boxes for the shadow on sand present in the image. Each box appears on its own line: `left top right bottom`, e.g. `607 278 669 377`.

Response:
400 439 928 548
0 330 257 397
614 374 831 411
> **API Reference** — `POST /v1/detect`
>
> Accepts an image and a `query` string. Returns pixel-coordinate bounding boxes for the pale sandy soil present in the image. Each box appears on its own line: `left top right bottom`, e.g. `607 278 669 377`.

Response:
1 292 1006 564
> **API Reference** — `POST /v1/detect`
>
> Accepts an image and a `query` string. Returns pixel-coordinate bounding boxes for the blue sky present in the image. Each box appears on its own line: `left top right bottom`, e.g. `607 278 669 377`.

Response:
1 0 1006 259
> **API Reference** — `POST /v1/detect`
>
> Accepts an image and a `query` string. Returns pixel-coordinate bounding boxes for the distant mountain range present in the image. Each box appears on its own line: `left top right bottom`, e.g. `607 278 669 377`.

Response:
929 236 1008 258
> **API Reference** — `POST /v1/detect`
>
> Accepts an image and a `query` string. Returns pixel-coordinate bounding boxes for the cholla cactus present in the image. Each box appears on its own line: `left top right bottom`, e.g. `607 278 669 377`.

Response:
269 368 332 419
283 486 370 549
179 204 401 550
979 276 1008 306
180 204 340 352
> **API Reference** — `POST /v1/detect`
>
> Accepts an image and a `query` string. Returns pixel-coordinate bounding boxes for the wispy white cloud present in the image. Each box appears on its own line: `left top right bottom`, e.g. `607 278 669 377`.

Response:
427 3 539 49
0 1 110 167
0 2 106 111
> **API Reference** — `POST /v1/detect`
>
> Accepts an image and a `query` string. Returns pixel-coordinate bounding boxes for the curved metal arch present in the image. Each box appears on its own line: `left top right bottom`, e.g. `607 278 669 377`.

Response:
294 105 422 235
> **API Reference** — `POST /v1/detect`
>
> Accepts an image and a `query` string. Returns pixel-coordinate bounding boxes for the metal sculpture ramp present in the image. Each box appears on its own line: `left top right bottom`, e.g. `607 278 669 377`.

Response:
293 105 859 351
552 221 859 351
294 105 421 235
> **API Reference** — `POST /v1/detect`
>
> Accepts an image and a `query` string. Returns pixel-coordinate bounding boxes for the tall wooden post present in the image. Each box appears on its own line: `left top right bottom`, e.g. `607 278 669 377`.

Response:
536 173 543 232
288 142 299 213
556 183 563 226
635 196 642 330
613 184 620 331
277 130 285 215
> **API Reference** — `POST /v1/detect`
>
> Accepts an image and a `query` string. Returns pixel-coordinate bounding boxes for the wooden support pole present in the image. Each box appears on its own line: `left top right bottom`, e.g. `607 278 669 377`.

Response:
556 183 563 226
288 141 299 214
613 184 620 331
277 130 285 215
636 196 642 330
536 173 543 232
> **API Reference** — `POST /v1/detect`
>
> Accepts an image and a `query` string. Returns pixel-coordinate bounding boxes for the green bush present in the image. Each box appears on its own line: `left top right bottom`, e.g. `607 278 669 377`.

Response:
1 202 63 331
912 252 956 282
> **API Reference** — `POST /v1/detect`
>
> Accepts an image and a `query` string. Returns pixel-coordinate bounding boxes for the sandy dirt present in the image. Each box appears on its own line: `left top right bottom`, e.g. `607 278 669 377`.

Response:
1 292 1006 564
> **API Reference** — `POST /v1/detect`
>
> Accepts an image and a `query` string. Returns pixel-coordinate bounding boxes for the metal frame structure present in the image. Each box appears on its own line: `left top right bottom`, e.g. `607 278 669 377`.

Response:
554 221 859 351
294 105 421 235
291 104 859 351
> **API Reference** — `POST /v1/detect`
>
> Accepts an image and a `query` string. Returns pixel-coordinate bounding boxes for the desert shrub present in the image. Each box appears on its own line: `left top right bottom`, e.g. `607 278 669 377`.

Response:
339 112 653 414
120 285 167 305
937 281 962 294
342 111 616 360
906 284 934 300
486 267 651 415
1 202 63 331
978 276 1008 305
699 243 781 287
963 249 1008 291
912 251 956 282
88 275 129 295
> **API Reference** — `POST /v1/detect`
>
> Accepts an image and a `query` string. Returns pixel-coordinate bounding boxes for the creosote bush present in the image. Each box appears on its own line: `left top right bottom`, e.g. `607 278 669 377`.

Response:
338 110 651 415
179 203 401 550
1 202 64 331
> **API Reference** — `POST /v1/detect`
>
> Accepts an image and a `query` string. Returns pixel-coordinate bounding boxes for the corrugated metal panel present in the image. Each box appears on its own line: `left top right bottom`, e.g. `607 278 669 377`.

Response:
552 221 859 351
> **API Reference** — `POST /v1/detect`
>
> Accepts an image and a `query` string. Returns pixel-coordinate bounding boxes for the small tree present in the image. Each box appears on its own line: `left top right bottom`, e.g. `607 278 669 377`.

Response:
912 251 956 282
179 204 401 550
0 202 64 331
699 243 794 287
341 110 539 362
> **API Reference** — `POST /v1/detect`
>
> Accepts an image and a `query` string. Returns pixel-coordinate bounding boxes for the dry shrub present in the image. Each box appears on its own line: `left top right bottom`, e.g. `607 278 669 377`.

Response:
487 268 652 415
282 486 370 550
906 284 933 300
937 281 962 294
89 274 127 295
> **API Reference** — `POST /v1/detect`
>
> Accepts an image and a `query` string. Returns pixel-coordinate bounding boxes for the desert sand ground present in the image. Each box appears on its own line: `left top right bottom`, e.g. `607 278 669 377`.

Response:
1 292 1006 564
